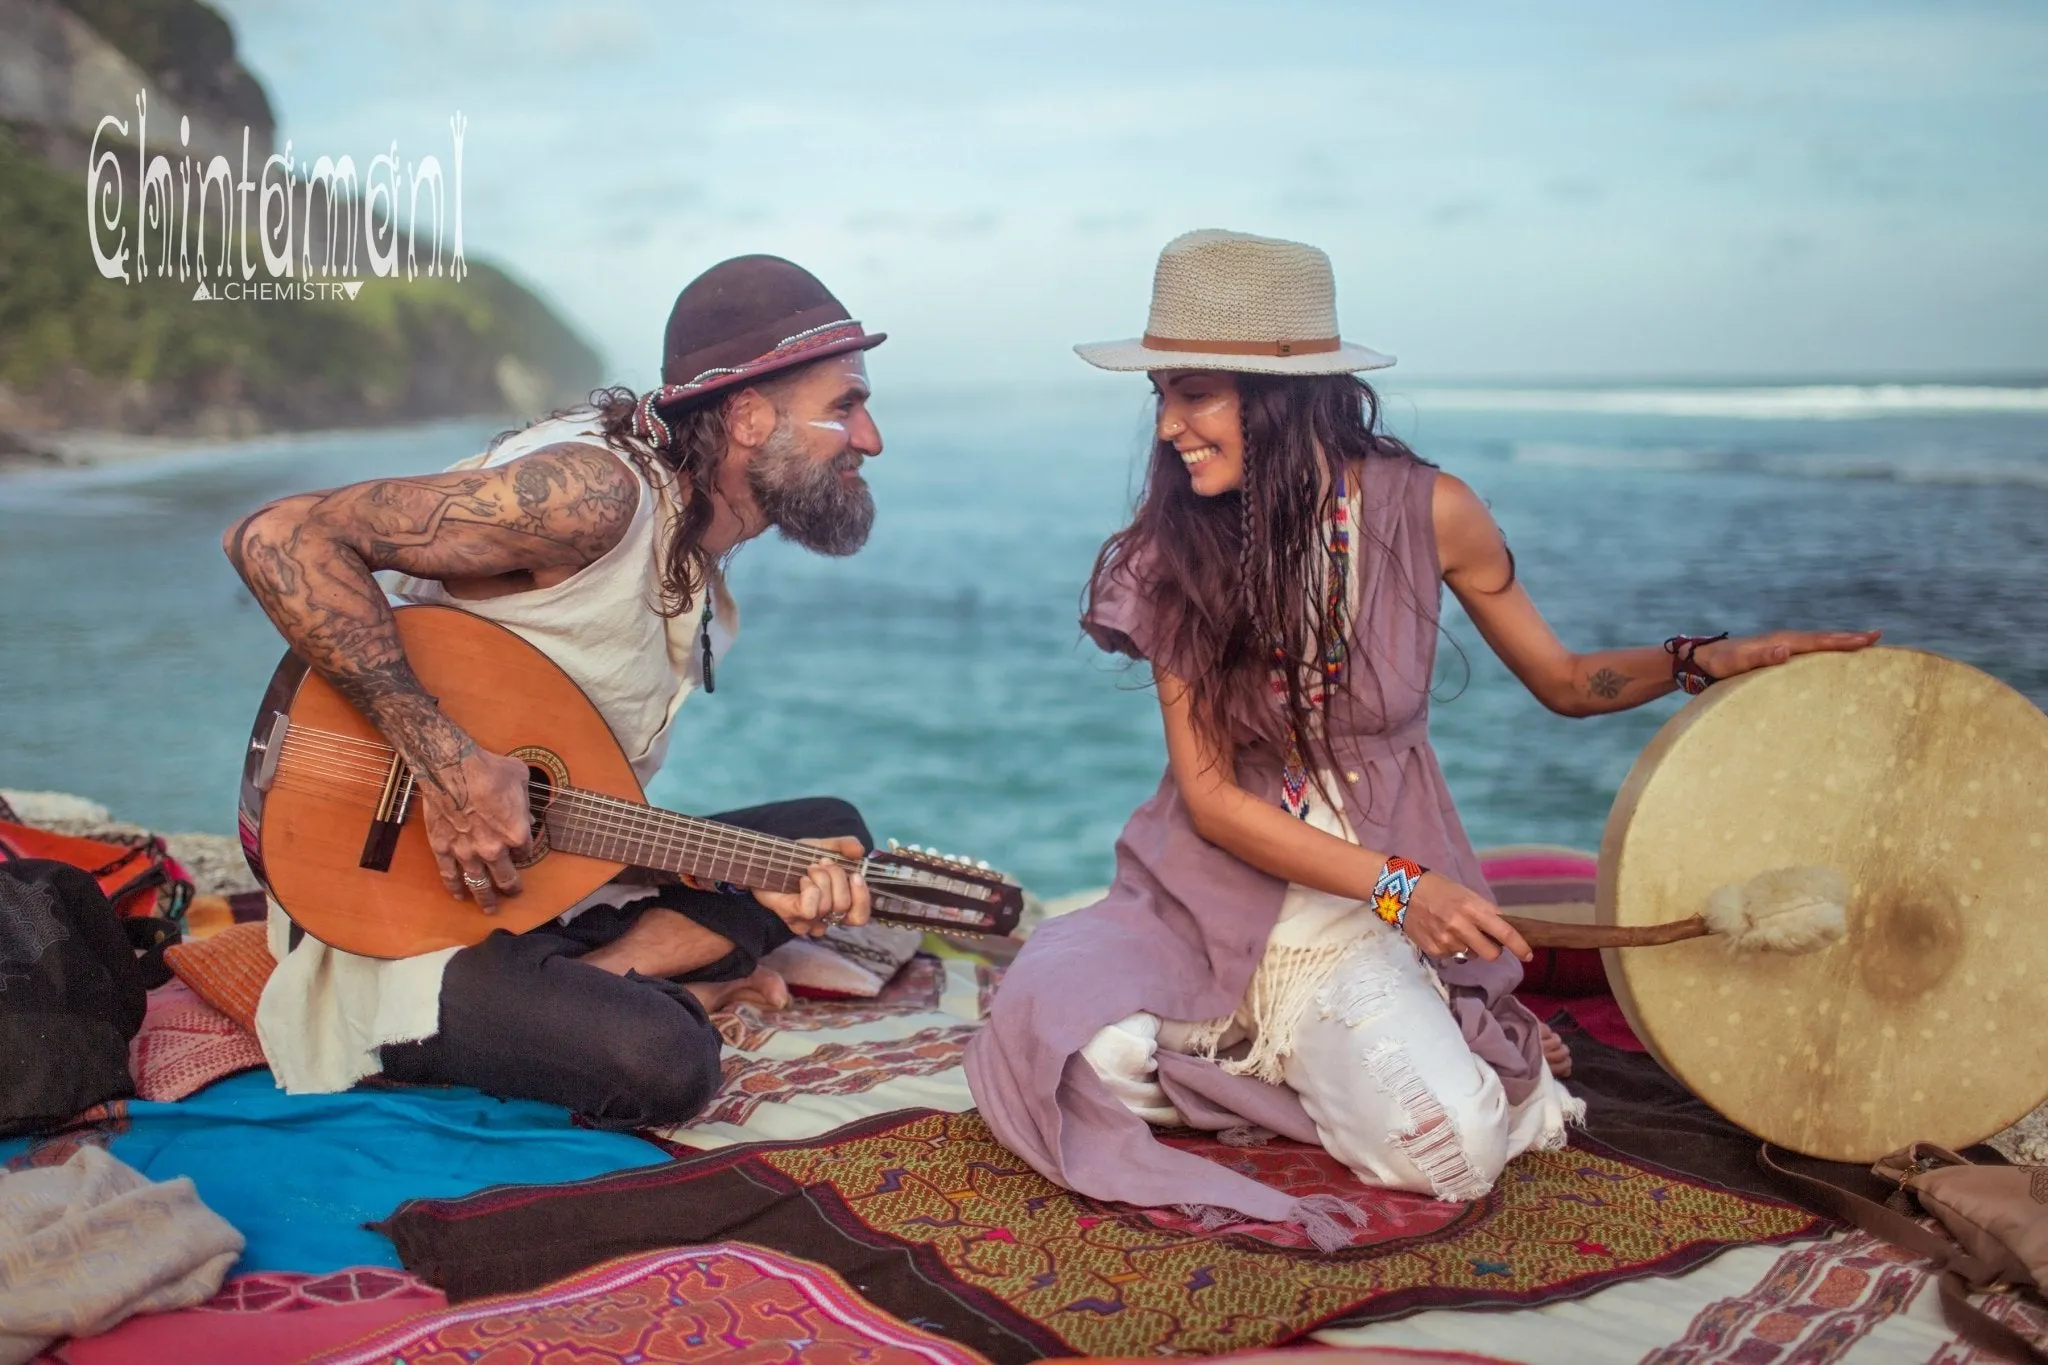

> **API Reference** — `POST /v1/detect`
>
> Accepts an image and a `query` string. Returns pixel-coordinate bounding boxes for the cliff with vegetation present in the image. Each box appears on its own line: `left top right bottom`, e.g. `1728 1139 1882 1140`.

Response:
0 0 601 451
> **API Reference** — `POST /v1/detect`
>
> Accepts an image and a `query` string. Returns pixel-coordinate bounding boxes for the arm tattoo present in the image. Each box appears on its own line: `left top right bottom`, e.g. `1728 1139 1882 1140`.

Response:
224 444 637 775
1587 667 1629 700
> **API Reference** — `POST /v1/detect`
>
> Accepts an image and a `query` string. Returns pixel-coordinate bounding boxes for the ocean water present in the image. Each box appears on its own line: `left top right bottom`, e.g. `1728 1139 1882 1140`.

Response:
2 381 2044 898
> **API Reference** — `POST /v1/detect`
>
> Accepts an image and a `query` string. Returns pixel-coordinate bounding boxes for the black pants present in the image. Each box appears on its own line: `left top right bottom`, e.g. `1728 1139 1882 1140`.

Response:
378 796 871 1130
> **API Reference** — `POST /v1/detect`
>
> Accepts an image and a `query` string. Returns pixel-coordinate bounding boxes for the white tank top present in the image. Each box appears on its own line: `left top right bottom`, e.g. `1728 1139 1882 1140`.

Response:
385 412 737 785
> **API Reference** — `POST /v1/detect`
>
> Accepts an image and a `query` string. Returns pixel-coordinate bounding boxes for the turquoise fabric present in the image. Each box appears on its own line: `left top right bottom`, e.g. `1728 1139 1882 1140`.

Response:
0 1071 668 1273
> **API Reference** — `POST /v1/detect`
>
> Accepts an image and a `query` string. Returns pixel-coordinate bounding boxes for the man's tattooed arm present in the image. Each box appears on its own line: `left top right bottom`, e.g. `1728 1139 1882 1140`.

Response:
222 443 638 790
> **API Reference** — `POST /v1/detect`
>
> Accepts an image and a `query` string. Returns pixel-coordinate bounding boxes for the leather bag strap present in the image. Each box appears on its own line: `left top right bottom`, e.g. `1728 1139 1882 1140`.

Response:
1759 1145 2046 1363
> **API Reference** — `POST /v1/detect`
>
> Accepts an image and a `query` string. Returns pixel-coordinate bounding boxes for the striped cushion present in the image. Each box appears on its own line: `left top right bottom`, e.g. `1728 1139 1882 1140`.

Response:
163 921 275 1034
1478 845 1607 997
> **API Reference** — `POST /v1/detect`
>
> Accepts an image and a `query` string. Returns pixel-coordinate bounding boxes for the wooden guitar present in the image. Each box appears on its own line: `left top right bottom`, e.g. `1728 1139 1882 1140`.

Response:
237 604 1023 959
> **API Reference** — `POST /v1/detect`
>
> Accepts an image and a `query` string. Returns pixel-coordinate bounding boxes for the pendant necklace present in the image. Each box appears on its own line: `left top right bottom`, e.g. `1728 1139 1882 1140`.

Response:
698 596 716 694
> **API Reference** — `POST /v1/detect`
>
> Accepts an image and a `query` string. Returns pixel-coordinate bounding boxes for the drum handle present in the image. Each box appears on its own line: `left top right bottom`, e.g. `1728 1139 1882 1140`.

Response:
1501 914 1709 951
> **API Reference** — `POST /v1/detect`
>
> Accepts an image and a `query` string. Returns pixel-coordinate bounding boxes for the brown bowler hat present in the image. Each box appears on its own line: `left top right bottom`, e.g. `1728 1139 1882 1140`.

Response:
656 255 885 413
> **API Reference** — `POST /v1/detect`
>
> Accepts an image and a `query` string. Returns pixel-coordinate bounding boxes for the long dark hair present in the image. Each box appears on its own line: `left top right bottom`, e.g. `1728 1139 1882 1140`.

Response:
1084 373 1428 779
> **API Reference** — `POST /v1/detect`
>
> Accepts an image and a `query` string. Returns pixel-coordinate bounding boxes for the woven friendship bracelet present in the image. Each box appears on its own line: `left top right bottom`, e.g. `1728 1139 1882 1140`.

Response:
1664 633 1729 696
1371 855 1429 928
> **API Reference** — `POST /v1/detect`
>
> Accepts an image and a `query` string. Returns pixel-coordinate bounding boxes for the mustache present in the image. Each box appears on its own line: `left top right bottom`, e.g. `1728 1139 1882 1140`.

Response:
831 448 868 474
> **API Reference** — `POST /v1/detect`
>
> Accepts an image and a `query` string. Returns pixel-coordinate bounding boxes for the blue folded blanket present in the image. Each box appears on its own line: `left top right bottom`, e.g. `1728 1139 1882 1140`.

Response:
0 1072 668 1274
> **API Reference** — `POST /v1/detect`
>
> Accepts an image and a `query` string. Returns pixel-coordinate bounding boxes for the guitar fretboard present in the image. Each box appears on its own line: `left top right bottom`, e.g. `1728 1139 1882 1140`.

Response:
542 791 828 892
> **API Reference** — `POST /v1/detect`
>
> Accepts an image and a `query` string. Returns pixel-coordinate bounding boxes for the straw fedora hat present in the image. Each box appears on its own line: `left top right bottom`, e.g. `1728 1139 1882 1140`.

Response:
1076 229 1393 376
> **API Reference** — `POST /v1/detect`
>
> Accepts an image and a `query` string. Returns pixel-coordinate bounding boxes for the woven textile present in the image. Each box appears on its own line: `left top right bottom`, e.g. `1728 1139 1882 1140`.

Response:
162 921 273 1032
704 1025 973 1127
712 956 946 1050
1644 1230 1930 1364
0 1145 242 1364
305 1244 986 1365
42 1267 445 1365
129 998 267 1102
378 1108 1824 1363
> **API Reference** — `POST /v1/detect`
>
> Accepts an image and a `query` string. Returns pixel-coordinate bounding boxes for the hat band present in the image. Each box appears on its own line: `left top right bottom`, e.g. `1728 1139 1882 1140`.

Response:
632 319 870 450
1141 333 1341 358
679 319 866 391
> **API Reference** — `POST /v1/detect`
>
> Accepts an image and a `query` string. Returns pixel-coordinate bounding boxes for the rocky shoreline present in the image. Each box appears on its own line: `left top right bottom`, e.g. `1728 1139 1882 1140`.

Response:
0 418 507 478
2 788 258 897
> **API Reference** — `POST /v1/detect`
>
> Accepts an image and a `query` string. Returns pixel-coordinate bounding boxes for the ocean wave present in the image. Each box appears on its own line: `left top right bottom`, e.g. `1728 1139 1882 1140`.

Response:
1508 442 2048 489
1411 384 2048 420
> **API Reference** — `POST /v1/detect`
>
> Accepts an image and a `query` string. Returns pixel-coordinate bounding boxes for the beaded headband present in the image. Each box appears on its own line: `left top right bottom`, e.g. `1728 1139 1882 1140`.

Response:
630 319 870 448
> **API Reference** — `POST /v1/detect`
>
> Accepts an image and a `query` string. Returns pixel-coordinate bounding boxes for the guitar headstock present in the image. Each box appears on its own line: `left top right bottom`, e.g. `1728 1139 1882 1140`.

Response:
861 841 1023 937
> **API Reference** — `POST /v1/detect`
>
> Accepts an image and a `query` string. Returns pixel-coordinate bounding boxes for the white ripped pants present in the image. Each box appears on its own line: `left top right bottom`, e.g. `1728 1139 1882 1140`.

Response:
1082 799 1578 1202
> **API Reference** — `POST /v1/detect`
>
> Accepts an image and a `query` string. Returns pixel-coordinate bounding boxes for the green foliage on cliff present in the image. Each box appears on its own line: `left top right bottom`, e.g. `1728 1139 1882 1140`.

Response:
0 122 601 434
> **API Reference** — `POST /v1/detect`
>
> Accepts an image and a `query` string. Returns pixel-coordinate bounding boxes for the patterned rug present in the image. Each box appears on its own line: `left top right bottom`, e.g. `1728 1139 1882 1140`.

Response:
1645 1228 2048 1365
377 1108 1825 1363
704 1024 974 1127
712 956 948 1051
42 1267 444 1364
303 1244 987 1365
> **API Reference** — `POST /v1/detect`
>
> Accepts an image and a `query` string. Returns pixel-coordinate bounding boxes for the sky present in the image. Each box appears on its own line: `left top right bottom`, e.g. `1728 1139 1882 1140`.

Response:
210 0 2048 389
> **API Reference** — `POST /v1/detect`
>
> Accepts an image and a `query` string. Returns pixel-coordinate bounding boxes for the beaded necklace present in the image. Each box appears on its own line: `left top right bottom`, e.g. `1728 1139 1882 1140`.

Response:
1274 471 1351 819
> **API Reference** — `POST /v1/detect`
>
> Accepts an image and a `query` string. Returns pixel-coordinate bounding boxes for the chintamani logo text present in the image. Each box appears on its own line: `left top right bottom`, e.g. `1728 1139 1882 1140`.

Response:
88 93 468 304
189 280 365 303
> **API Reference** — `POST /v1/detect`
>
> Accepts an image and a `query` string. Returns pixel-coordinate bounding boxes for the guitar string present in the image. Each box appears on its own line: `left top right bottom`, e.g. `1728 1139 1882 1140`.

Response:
270 732 870 878
265 751 970 925
267 762 944 901
264 760 973 919
267 725 968 885
267 738 982 897
267 728 994 895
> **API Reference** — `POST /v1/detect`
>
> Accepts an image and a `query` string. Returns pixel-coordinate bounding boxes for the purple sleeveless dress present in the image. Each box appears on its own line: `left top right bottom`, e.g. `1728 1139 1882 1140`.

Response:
963 454 1549 1229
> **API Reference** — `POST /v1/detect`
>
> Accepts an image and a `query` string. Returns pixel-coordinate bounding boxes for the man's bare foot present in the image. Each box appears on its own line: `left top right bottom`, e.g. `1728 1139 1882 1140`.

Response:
685 965 790 1014
1540 1022 1573 1078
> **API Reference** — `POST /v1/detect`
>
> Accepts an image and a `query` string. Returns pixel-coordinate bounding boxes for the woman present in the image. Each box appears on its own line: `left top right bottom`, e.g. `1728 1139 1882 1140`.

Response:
963 230 1876 1238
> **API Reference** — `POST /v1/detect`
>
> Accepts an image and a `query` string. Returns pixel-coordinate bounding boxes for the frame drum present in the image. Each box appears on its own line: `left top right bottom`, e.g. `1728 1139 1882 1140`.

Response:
1596 647 2048 1161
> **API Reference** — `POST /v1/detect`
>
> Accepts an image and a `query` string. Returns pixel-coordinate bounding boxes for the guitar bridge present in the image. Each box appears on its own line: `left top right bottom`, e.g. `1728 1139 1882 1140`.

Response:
358 754 417 872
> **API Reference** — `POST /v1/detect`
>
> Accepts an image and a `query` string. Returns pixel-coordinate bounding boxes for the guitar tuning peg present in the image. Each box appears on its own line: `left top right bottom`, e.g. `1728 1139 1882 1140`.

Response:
887 838 901 850
976 860 991 871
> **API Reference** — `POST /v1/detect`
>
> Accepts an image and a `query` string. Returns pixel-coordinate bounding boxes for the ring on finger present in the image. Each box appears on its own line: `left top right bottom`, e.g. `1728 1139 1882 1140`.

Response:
462 873 491 890
1449 949 1471 964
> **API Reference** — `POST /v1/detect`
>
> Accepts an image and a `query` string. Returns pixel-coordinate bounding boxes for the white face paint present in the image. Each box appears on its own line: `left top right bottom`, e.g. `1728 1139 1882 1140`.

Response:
806 419 848 434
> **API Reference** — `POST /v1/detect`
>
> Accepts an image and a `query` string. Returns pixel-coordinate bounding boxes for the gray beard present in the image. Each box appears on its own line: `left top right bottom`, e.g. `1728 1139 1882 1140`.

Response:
745 418 875 556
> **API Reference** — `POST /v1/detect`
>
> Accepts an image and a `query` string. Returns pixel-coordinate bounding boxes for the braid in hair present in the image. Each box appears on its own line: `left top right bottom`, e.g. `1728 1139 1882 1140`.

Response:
1235 401 1263 643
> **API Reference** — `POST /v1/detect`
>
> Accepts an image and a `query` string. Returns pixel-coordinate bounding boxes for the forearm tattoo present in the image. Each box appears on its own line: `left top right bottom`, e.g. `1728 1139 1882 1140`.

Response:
225 444 636 785
1586 667 1630 701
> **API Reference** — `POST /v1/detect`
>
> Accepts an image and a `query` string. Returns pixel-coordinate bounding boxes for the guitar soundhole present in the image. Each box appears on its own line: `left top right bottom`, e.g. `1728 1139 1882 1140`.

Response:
509 746 568 869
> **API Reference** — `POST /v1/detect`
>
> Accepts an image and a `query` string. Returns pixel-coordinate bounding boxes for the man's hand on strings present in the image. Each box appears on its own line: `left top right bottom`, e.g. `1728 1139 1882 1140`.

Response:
754 836 872 937
420 737 534 912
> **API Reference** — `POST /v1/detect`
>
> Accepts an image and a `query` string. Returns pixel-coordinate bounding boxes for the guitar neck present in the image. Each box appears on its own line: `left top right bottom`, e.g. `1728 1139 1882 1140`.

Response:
542 791 824 893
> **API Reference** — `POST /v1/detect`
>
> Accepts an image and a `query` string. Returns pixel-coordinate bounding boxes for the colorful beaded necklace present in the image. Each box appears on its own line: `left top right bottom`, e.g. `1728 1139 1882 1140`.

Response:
1274 471 1351 819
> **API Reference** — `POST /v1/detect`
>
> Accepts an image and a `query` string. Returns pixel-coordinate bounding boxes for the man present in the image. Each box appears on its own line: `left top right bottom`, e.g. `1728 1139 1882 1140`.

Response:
224 255 885 1128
